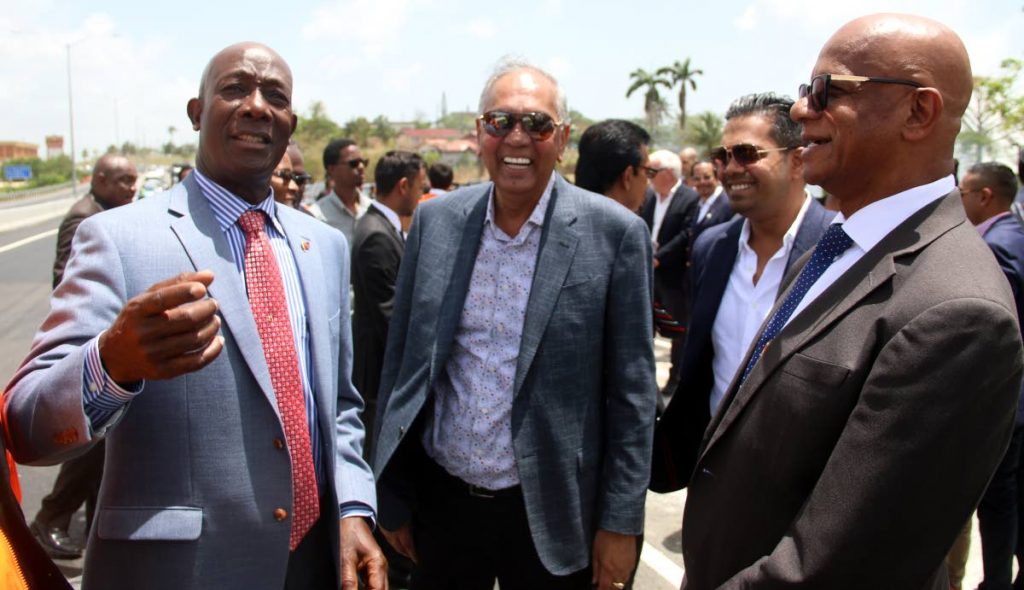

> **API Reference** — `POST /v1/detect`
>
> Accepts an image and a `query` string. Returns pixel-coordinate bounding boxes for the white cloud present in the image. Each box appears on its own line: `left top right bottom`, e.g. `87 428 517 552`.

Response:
302 0 418 58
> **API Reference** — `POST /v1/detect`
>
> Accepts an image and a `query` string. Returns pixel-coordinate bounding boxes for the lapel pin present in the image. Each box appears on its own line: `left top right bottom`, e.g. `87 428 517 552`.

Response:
301 240 311 252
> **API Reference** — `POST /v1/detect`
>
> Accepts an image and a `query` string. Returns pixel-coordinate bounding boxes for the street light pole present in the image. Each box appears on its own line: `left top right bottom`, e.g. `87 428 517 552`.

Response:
66 42 77 198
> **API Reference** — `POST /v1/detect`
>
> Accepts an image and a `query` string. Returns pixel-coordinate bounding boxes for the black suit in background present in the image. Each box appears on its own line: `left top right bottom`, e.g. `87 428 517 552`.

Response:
640 185 700 325
650 198 834 492
351 204 404 461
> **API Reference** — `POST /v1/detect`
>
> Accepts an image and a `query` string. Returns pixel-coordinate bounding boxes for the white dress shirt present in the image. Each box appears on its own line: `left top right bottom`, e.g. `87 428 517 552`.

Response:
652 180 681 246
697 186 724 223
786 175 954 326
709 194 812 414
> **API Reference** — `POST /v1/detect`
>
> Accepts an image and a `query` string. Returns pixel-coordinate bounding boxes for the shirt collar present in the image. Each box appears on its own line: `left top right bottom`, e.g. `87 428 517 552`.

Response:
738 192 813 255
832 175 954 254
370 200 403 235
976 211 1013 237
485 172 556 232
192 169 281 234
658 180 681 201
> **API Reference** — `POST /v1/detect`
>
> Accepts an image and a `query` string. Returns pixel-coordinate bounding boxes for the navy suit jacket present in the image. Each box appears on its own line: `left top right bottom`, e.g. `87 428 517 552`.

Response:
982 213 1024 424
650 197 834 492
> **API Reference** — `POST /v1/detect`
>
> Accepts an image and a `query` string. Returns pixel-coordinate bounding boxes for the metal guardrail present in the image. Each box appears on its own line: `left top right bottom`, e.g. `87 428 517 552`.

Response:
0 181 75 203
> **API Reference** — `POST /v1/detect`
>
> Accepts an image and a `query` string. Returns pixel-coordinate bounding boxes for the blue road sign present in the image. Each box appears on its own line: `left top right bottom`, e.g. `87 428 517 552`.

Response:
4 165 33 181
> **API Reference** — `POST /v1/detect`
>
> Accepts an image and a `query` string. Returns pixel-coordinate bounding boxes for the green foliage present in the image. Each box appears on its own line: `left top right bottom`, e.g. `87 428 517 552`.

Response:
1 155 71 191
959 58 1024 164
372 115 396 142
626 68 672 133
567 109 595 147
683 111 723 158
344 117 373 146
437 111 478 133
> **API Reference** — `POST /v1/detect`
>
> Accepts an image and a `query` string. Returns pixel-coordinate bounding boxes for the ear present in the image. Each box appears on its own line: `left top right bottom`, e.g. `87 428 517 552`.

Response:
187 98 202 131
289 113 298 138
398 176 410 196
555 124 571 162
788 146 805 181
979 187 994 208
619 166 635 193
902 88 943 142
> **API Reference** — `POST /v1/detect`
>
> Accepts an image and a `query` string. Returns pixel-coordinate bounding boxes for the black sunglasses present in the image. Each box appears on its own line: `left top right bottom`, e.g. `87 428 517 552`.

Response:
711 144 793 167
799 73 923 112
345 158 369 169
292 172 312 186
272 170 297 182
478 111 562 141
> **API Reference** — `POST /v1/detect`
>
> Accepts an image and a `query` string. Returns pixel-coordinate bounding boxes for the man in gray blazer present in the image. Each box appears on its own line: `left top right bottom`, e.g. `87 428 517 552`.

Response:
373 59 657 590
3 43 384 590
680 14 1024 589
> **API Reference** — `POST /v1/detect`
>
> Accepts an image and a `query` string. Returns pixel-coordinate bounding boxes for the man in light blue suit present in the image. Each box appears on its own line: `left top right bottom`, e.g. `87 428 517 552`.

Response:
373 59 657 590
3 43 384 589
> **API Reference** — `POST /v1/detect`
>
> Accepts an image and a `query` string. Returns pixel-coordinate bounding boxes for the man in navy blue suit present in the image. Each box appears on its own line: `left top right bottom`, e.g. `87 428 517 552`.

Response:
650 92 834 492
960 161 1024 590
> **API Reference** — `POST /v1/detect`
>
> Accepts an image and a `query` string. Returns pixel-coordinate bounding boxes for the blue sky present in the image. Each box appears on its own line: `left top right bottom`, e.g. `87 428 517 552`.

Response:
1 0 1020 155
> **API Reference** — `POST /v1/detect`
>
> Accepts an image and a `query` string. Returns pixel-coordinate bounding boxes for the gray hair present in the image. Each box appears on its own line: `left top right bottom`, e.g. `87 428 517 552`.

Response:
478 56 570 123
649 149 683 180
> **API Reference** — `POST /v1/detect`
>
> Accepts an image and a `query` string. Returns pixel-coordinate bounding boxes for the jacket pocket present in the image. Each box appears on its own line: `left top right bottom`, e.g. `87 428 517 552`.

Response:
780 352 850 388
96 507 203 541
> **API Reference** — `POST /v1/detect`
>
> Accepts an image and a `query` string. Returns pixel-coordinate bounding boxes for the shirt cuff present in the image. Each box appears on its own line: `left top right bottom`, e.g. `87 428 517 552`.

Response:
83 334 144 429
339 501 376 529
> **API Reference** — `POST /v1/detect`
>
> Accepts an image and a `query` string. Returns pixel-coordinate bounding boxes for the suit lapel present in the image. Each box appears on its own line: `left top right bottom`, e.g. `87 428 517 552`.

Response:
168 178 278 409
513 177 580 396
701 192 960 458
429 188 490 386
689 221 741 340
366 204 405 251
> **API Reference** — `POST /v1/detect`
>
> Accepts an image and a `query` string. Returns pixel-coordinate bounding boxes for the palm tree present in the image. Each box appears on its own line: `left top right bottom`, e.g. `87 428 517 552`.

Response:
626 68 672 133
658 58 704 131
684 111 724 158
168 125 176 146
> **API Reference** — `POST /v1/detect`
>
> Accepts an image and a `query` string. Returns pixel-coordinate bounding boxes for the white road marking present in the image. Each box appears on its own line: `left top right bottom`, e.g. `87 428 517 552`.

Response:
641 540 685 587
0 228 57 254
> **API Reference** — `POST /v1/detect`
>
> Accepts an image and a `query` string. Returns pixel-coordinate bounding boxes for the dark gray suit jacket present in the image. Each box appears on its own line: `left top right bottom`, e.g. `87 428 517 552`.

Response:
650 197 834 492
681 191 1024 589
372 174 657 575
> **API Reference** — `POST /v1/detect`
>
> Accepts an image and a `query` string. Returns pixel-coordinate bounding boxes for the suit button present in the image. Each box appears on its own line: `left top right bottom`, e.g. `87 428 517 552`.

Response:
399 426 405 436
686 261 692 268
273 438 285 450
274 508 288 521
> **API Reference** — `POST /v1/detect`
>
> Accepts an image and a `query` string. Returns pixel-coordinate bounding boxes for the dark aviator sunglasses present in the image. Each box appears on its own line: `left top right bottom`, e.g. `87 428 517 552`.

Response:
711 144 793 167
273 170 313 185
478 111 563 141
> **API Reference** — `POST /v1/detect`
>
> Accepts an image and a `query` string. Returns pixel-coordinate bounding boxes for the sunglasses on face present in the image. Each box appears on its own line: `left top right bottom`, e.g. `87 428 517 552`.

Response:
273 170 297 182
478 111 562 141
711 144 793 167
292 172 312 186
346 158 369 169
798 73 923 113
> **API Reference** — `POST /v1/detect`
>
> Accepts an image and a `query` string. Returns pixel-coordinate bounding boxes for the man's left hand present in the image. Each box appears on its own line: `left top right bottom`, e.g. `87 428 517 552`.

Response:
339 517 388 590
591 529 638 590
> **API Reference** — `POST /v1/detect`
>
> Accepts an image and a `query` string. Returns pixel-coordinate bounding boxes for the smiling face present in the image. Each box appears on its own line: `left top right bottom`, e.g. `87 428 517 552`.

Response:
720 114 799 221
188 43 296 204
476 69 569 205
692 161 718 200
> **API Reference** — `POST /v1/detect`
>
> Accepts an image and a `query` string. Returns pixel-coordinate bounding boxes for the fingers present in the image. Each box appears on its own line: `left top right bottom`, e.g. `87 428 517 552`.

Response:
340 550 360 590
363 550 389 590
381 525 417 563
134 272 215 317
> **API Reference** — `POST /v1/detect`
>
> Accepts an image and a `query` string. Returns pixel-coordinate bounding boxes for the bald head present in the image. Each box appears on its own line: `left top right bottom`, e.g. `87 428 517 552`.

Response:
793 14 971 212
187 42 296 204
91 154 137 208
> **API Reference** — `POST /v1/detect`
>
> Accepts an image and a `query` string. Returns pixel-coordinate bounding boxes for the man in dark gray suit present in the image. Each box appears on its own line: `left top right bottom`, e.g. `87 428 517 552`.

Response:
373 59 656 590
681 14 1023 589
650 92 834 492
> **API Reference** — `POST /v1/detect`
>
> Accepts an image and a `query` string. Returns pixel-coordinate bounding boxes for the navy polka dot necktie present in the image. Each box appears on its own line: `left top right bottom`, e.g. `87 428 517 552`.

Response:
739 223 854 385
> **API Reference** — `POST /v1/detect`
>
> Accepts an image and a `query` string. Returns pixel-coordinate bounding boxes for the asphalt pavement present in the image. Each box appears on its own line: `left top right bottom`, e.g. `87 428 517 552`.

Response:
0 195 990 589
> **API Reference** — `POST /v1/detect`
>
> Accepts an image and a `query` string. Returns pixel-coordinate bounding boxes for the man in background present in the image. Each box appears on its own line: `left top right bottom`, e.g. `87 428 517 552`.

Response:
32 154 138 560
575 119 653 212
317 138 371 245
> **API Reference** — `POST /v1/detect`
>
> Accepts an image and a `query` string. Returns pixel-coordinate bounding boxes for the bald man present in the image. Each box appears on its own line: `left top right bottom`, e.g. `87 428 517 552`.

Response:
681 14 1024 589
4 43 383 589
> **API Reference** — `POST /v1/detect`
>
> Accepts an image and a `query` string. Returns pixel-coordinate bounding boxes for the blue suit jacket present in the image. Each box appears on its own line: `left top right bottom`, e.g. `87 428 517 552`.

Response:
650 198 834 492
982 213 1024 424
3 175 376 589
372 174 657 575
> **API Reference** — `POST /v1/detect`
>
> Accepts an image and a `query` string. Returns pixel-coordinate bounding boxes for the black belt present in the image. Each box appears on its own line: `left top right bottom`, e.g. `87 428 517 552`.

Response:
422 454 521 500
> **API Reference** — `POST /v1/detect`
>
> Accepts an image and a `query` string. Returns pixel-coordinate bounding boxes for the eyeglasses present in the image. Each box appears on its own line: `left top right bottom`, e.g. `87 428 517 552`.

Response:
639 166 660 179
799 73 923 112
293 172 312 186
478 111 563 141
346 158 369 169
711 144 793 167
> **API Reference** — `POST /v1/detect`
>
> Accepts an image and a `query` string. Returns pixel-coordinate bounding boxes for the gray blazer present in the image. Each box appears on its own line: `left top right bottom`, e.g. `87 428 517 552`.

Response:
372 174 657 575
681 192 1024 589
3 175 376 590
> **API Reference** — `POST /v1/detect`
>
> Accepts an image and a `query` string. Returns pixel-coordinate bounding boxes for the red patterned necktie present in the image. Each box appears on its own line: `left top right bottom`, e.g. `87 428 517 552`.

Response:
238 210 319 550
